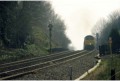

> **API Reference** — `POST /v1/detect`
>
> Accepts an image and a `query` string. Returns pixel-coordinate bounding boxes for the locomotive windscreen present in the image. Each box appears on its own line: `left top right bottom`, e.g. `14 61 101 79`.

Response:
85 35 94 40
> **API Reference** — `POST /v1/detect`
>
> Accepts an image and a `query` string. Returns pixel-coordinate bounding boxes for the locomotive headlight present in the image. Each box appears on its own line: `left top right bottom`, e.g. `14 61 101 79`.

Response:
90 43 91 45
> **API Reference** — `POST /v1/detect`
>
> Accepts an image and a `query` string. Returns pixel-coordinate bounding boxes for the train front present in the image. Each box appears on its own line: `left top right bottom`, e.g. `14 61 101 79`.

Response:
84 35 95 50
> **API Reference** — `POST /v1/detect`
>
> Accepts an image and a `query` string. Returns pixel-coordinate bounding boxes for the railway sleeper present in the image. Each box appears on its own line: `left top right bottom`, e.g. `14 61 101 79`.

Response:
0 73 9 78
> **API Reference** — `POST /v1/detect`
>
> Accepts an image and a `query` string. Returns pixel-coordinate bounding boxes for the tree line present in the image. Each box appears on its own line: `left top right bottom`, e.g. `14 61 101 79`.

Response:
92 11 120 53
0 1 71 50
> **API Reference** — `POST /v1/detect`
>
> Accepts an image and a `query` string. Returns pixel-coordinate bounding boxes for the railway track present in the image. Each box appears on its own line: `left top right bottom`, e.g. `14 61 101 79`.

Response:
0 50 94 80
0 50 77 71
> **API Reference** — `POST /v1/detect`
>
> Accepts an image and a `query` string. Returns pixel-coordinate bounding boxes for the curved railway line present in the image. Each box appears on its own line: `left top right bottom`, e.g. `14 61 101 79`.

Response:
0 50 78 71
0 50 95 80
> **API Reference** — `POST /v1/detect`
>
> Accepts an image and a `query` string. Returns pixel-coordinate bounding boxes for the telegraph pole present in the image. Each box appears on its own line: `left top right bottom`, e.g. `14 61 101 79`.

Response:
48 24 53 54
109 37 115 80
96 33 101 57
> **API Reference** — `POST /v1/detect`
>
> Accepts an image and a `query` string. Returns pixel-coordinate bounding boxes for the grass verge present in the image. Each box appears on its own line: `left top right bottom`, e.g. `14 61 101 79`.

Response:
83 54 120 80
0 47 48 64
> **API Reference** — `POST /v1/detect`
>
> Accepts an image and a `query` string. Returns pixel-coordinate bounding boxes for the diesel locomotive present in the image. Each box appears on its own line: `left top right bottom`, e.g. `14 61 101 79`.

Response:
84 35 95 50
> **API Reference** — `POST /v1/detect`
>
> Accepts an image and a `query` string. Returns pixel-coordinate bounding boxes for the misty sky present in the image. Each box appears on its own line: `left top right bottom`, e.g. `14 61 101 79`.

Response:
49 0 120 50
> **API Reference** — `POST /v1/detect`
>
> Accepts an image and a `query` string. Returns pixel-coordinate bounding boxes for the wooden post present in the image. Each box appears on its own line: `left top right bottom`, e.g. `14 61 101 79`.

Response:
69 66 72 80
109 37 115 80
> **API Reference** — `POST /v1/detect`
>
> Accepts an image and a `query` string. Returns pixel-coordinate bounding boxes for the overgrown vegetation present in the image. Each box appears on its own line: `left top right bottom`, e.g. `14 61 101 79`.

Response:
83 55 120 80
0 1 71 63
92 11 120 53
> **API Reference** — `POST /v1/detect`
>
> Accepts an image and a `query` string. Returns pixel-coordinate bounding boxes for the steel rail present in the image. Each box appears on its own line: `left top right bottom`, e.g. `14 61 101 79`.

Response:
0 50 73 67
0 50 92 80
0 50 82 72
0 50 84 75
0 51 79 69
